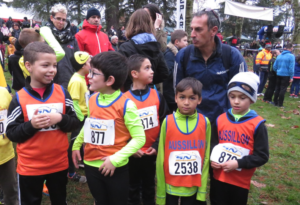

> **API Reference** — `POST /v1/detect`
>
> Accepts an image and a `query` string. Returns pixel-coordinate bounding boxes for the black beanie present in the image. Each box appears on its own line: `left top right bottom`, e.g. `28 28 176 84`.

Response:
86 8 101 20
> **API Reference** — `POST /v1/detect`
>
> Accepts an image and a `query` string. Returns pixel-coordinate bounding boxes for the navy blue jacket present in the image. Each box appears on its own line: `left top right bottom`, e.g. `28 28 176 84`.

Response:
175 36 247 123
294 61 300 78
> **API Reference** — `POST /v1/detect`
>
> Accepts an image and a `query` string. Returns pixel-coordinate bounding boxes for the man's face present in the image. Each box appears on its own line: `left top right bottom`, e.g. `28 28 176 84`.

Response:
112 37 118 44
190 15 217 49
50 12 67 31
87 15 100 26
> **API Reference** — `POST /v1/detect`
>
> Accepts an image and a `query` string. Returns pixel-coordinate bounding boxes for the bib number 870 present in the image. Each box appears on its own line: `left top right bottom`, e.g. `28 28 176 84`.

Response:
218 152 238 163
91 131 105 144
174 161 198 175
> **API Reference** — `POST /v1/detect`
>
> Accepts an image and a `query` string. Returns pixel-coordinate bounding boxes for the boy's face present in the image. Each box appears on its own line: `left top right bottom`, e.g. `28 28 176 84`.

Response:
176 36 188 49
88 68 114 93
133 59 153 85
26 53 57 88
228 91 252 115
175 88 201 115
82 57 91 75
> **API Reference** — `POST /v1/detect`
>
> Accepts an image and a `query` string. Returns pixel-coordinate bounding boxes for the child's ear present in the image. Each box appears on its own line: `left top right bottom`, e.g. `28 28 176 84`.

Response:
106 75 115 87
197 96 202 105
25 61 32 72
131 70 138 79
174 39 179 46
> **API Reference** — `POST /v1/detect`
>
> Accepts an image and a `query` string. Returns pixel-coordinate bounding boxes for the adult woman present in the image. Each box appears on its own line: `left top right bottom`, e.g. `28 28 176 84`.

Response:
119 9 168 92
41 4 79 88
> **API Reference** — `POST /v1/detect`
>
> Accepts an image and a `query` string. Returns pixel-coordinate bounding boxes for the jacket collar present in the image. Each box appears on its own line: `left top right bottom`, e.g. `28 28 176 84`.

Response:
166 42 178 56
24 77 54 99
192 35 222 60
129 85 150 96
82 19 102 33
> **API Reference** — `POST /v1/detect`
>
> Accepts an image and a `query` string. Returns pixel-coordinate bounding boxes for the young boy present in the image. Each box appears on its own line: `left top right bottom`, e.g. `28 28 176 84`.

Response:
6 42 79 205
210 72 269 205
67 51 91 183
72 52 146 205
163 30 188 112
123 54 169 205
0 87 18 205
156 77 210 205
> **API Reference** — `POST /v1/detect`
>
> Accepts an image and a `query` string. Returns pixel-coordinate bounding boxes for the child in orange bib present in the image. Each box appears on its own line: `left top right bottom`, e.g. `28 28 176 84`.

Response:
123 54 169 205
210 72 269 205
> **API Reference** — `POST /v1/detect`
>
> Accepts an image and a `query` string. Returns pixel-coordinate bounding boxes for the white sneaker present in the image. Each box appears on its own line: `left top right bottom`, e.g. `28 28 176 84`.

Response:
257 93 262 97
260 93 264 96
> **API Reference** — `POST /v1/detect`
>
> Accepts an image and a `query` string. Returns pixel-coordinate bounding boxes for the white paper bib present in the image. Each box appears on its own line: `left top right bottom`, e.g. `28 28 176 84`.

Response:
138 105 158 130
84 118 115 145
169 151 202 176
0 110 8 135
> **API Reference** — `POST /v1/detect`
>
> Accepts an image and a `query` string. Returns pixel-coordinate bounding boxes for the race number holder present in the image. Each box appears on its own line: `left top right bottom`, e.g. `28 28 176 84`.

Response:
0 110 7 135
138 106 158 130
169 151 202 175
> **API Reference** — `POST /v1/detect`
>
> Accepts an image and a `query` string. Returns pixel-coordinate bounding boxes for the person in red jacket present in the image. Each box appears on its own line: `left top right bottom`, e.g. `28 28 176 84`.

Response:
75 7 114 84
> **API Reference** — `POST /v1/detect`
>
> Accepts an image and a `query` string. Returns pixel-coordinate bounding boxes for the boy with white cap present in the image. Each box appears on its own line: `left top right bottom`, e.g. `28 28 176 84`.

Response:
210 72 269 205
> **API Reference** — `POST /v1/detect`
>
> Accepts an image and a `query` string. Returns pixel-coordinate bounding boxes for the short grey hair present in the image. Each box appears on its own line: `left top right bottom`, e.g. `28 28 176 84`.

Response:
193 10 220 29
50 4 67 16
111 35 118 41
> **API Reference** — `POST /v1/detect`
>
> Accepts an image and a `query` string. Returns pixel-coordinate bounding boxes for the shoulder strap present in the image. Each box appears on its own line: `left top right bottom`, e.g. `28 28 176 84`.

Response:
182 45 194 77
221 44 231 72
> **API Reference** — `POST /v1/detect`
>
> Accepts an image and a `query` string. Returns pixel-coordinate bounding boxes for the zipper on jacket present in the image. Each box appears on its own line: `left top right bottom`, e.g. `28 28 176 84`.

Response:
139 90 142 101
186 116 189 133
96 26 101 53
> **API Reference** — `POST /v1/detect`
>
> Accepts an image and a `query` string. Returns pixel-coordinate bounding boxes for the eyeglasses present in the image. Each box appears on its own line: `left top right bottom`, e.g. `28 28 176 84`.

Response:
228 82 255 96
89 69 104 78
204 8 220 26
53 17 67 22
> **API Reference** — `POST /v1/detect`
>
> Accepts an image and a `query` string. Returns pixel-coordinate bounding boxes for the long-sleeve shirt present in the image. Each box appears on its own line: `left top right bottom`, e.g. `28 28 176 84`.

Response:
72 89 146 168
156 109 211 204
273 50 295 79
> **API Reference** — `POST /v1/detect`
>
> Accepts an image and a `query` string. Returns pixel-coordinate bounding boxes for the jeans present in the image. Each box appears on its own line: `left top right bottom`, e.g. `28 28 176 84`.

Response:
273 76 290 106
258 71 268 94
290 79 300 95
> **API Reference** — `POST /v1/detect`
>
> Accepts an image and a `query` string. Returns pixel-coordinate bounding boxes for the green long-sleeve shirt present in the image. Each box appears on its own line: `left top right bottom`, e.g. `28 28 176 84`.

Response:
156 109 211 204
72 90 146 168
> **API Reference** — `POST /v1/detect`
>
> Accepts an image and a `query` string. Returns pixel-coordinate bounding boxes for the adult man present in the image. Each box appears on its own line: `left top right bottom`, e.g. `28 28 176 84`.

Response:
174 10 247 204
255 43 272 96
108 25 116 37
70 23 78 36
111 35 118 51
273 43 295 107
22 17 30 29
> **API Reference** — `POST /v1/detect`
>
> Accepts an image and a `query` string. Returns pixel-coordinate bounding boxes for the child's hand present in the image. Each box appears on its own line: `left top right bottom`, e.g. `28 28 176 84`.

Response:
99 157 116 177
72 150 82 169
132 149 145 158
46 113 62 126
145 147 157 156
31 109 50 129
222 160 238 172
211 161 222 169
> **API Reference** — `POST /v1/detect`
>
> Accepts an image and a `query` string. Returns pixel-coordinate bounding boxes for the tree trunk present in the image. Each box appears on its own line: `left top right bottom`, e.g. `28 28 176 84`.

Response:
292 0 300 54
77 0 82 24
105 1 120 30
236 17 244 38
185 0 193 41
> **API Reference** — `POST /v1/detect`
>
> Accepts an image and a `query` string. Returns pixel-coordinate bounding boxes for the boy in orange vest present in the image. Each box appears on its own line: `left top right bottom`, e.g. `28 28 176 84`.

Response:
72 52 146 205
210 72 269 205
156 77 210 205
6 42 79 205
123 54 169 205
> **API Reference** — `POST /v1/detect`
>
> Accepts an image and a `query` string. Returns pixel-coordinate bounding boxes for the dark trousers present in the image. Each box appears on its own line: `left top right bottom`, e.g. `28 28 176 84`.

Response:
166 193 206 205
128 155 156 205
68 119 85 174
210 177 249 205
290 79 300 95
258 71 268 94
264 71 277 101
18 169 68 205
0 158 18 205
273 76 290 106
85 164 129 205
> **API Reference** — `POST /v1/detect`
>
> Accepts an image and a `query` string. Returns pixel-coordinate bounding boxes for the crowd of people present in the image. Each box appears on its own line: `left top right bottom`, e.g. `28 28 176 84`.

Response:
0 2 297 205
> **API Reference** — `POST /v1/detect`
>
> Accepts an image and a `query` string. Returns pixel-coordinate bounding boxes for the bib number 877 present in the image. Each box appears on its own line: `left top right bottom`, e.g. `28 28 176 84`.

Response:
174 161 198 175
218 152 238 163
91 131 105 144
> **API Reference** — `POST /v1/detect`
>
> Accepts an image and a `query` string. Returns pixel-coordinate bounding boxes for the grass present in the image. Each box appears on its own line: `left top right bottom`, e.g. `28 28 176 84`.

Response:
3 54 300 204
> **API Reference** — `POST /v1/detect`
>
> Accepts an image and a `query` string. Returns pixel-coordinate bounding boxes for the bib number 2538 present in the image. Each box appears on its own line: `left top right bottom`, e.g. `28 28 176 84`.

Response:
169 151 202 175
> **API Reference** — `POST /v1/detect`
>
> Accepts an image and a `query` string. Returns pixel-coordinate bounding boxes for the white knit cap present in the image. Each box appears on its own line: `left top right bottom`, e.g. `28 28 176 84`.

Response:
227 72 260 103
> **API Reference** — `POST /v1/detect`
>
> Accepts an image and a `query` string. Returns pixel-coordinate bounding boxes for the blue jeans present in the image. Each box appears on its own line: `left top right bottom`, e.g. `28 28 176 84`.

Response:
258 71 268 93
290 79 300 95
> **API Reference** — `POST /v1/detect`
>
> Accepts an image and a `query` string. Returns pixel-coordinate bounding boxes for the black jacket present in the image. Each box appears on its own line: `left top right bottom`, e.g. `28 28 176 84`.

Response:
6 78 80 143
119 40 169 91
8 49 25 91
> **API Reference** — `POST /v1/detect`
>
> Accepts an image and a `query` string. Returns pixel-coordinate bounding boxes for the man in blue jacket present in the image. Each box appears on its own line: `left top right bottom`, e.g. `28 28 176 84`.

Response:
273 43 295 107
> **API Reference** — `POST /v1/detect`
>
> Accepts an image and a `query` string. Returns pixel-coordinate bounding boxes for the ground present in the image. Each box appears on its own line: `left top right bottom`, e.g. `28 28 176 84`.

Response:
3 56 300 205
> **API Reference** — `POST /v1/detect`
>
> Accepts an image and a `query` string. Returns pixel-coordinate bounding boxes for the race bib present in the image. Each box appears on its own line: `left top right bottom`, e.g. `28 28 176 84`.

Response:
169 151 202 175
26 103 63 132
210 143 250 171
85 91 90 108
138 106 158 130
0 110 8 135
84 118 115 145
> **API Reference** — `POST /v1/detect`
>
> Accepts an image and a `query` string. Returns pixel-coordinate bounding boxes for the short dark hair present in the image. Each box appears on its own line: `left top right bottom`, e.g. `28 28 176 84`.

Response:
193 10 220 29
143 4 162 23
171 30 188 44
127 54 149 80
19 28 43 48
286 43 293 49
24 42 55 64
176 77 203 98
91 52 128 90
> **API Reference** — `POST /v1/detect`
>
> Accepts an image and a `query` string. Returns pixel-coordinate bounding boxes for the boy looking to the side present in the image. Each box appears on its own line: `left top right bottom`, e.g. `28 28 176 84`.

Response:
72 52 145 205
156 77 210 205
123 54 169 205
210 72 269 205
6 42 79 205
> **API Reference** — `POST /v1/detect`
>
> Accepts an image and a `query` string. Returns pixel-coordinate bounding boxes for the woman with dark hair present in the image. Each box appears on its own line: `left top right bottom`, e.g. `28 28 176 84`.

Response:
143 4 167 52
119 9 168 92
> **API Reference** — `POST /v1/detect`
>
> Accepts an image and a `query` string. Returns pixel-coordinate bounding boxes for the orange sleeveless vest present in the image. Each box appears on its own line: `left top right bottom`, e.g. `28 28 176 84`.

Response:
164 113 207 187
123 89 160 152
17 84 68 175
214 112 265 189
84 92 131 161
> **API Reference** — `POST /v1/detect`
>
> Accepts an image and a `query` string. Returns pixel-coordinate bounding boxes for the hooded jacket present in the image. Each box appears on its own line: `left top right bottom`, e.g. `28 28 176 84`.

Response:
293 61 300 79
273 50 295 79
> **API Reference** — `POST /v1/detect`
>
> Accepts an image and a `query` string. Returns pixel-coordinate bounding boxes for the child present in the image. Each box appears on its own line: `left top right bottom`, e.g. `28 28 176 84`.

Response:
290 55 300 98
7 37 16 57
67 51 91 183
163 30 188 112
0 87 18 205
210 72 269 205
6 42 79 205
156 77 210 205
72 52 146 205
123 54 169 205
